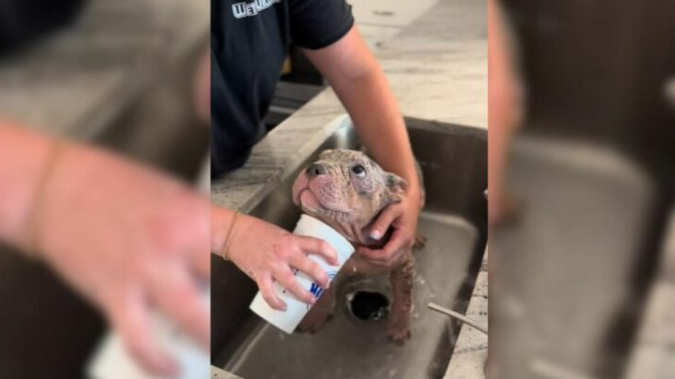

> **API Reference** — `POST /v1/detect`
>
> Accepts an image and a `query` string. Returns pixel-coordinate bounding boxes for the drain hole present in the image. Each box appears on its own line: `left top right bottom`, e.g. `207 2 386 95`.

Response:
349 291 390 321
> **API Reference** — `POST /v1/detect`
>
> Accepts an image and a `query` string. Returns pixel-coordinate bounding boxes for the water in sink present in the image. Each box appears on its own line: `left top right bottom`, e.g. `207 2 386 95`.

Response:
221 213 479 379
211 117 487 379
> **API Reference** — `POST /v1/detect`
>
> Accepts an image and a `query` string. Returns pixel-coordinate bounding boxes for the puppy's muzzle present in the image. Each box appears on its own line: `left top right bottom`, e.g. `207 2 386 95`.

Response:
306 163 327 178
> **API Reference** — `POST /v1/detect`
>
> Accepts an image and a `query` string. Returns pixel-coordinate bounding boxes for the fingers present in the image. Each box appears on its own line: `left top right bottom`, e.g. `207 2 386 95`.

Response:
258 275 287 311
289 253 330 289
145 262 209 348
369 205 403 241
295 236 339 266
357 245 392 265
274 265 316 305
107 292 178 376
358 229 409 265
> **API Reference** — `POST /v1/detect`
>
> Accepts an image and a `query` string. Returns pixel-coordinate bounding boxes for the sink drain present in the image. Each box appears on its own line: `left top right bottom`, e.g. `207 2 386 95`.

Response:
348 291 390 322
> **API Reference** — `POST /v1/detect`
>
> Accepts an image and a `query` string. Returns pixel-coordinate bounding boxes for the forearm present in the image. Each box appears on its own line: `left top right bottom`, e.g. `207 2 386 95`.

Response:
488 0 524 223
304 27 420 201
332 67 420 198
210 205 238 254
0 122 59 252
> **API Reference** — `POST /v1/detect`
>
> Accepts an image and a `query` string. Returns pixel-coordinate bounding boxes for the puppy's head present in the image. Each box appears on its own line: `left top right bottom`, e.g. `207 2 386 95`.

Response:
292 149 406 242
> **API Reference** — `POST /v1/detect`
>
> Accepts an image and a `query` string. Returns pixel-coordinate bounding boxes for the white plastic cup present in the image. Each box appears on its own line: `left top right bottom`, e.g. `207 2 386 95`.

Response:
88 287 210 379
249 214 355 334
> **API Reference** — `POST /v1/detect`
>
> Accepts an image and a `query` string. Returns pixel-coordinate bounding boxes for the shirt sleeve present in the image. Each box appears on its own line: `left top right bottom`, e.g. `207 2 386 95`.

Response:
288 0 354 50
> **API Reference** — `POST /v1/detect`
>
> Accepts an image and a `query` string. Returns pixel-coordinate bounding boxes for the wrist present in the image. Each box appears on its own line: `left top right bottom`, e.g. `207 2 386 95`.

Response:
26 139 71 257
405 181 423 209
210 206 230 253
0 125 54 253
226 214 254 265
211 207 249 263
18 138 71 258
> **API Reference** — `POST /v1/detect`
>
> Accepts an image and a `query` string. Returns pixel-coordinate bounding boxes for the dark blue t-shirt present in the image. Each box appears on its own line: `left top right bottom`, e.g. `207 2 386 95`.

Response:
211 0 354 177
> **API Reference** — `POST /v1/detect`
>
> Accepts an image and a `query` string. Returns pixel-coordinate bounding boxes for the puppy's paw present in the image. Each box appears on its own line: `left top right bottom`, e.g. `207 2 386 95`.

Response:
297 307 333 334
387 324 411 345
387 316 411 345
490 192 523 227
413 234 427 250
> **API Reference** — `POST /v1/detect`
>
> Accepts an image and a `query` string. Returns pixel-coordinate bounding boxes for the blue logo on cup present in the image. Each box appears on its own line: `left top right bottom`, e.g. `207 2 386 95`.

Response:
306 270 338 309
309 282 325 299
308 271 338 299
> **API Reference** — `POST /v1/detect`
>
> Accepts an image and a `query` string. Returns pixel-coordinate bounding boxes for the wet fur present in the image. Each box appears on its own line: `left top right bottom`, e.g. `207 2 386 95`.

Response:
293 149 425 343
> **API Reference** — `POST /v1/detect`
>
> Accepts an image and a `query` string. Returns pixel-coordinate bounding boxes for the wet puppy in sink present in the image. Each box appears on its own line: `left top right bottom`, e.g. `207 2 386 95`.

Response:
292 149 423 343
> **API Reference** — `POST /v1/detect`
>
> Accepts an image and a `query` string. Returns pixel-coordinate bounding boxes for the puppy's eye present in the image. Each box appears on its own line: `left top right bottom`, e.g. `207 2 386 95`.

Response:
351 164 366 177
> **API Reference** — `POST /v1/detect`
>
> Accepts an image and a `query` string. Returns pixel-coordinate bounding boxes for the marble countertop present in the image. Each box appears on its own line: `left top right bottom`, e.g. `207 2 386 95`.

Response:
0 0 208 139
444 252 489 379
625 208 675 379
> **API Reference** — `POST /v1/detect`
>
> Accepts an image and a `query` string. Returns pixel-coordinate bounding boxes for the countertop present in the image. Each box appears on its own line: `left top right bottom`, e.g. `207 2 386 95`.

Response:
0 0 208 139
625 208 675 379
444 252 488 379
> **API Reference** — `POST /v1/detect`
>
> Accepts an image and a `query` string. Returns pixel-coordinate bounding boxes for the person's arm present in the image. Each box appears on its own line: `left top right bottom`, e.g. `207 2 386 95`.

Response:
488 0 524 225
0 121 210 376
302 27 419 198
302 26 421 265
0 122 56 251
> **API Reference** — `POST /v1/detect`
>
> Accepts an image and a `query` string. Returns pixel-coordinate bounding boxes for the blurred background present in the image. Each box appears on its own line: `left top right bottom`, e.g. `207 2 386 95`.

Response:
490 0 675 378
0 0 208 377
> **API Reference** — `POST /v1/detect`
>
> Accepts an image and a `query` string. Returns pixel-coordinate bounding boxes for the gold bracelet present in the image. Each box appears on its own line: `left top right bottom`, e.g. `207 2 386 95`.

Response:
26 139 68 259
221 211 241 261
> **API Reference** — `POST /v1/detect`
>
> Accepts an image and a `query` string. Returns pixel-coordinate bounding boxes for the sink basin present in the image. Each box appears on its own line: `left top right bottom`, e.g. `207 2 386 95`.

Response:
492 134 664 379
211 117 487 379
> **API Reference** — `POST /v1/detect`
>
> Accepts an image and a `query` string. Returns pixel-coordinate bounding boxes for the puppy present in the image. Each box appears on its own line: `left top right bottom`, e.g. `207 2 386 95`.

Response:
291 149 422 343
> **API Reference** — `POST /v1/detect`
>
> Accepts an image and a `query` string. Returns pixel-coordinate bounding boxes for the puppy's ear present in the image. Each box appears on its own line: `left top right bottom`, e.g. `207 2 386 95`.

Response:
381 173 407 206
386 173 407 193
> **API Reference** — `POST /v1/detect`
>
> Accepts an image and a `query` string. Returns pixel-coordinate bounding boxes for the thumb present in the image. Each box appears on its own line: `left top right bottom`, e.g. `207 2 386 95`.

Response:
369 206 400 241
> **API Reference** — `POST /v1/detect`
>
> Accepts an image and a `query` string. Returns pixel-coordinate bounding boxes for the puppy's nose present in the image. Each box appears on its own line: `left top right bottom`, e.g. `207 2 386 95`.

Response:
306 163 327 178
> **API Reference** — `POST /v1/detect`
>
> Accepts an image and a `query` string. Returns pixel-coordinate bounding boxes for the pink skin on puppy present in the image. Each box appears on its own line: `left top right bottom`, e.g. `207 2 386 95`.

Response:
292 149 405 246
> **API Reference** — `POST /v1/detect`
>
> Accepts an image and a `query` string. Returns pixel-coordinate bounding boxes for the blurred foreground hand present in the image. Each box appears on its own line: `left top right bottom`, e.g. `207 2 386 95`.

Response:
41 144 210 376
488 0 524 226
1 124 210 376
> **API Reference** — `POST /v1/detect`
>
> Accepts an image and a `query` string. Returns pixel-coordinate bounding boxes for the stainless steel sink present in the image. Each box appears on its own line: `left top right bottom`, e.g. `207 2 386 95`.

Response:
492 134 664 379
211 117 487 379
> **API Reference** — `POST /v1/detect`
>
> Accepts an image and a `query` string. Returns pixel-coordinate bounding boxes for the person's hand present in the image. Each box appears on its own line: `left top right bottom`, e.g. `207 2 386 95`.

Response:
36 144 210 376
488 0 524 225
226 213 339 310
357 187 422 267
